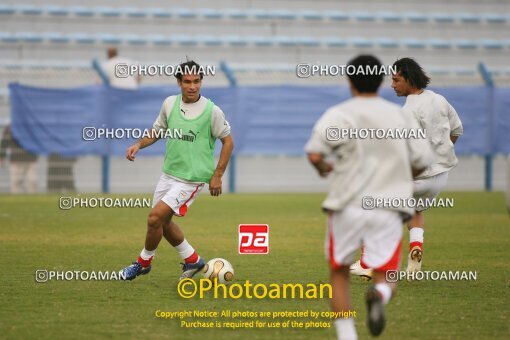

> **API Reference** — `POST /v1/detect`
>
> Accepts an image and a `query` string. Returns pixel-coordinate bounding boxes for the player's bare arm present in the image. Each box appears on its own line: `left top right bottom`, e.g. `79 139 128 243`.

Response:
307 152 333 177
209 134 234 196
125 129 161 161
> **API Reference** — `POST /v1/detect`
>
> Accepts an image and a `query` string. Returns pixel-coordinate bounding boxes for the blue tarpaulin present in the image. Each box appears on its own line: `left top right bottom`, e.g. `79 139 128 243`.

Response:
9 83 509 156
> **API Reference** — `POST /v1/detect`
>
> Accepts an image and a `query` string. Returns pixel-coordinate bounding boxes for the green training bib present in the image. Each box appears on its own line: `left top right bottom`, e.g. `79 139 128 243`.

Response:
163 95 216 182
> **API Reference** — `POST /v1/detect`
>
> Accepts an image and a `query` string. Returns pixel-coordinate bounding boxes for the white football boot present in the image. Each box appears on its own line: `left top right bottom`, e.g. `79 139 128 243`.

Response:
350 260 373 281
406 246 423 274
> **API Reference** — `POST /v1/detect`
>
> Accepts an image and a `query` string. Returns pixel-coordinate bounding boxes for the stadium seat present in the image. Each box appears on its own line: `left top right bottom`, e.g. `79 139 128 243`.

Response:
44 33 71 44
198 36 223 46
199 9 223 19
401 38 426 49
16 5 43 15
149 34 172 45
46 6 70 16
224 36 248 46
70 7 95 17
247 36 273 46
350 38 374 48
272 10 296 20
70 33 96 44
16 32 43 43
229 64 254 72
124 34 147 45
2 62 22 69
98 7 121 17
275 36 298 47
323 38 347 47
299 10 324 20
428 68 451 75
54 64 74 70
147 8 172 18
455 69 476 76
0 5 15 15
377 11 403 22
328 11 349 21
296 37 321 47
175 8 197 19
173 35 198 46
28 63 50 70
250 10 271 20
39 61 88 70
404 12 428 23
225 9 248 19
376 38 399 48
352 11 376 22
458 13 481 23
77 63 92 70
429 39 452 49
487 68 501 76
122 7 147 18
274 64 294 72
432 13 454 23
481 39 504 50
0 32 18 43
97 34 122 44
484 14 507 24
455 39 478 49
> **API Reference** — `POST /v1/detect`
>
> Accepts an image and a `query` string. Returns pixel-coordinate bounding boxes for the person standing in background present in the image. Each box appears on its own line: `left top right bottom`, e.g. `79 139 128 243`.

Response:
101 47 141 90
0 125 38 194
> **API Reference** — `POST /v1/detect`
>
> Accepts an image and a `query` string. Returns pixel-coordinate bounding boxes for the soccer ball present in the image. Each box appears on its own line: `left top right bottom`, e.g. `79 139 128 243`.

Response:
202 258 234 284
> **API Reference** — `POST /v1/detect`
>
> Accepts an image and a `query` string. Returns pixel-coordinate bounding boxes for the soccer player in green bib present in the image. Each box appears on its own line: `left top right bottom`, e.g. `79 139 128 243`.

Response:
121 61 234 281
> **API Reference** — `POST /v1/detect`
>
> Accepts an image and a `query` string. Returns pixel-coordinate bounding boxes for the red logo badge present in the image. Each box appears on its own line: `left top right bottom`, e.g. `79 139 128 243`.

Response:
238 224 269 254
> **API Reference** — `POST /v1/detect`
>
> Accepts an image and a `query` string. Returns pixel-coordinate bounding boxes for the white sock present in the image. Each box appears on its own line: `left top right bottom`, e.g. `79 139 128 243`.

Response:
334 318 357 340
375 283 392 305
140 248 155 261
409 227 424 244
175 239 195 260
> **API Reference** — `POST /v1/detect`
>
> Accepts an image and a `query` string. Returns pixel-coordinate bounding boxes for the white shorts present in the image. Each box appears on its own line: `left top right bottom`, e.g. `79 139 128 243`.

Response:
326 205 403 271
152 174 204 217
413 172 448 211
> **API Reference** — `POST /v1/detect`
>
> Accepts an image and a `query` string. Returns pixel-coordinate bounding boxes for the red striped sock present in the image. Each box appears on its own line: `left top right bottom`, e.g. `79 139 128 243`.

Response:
410 241 423 252
185 251 199 264
137 256 153 268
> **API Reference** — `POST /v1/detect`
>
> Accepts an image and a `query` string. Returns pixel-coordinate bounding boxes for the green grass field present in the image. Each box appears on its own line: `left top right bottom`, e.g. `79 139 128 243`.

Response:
0 192 508 339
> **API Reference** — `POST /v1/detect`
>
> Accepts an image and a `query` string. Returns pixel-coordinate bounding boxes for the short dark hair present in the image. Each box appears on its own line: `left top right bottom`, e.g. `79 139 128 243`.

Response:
107 47 118 59
174 60 204 80
347 55 384 93
392 58 430 89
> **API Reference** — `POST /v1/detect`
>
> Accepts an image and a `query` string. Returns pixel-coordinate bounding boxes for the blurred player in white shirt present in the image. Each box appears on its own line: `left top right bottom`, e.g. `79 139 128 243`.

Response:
102 47 141 90
392 58 463 273
306 55 433 339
